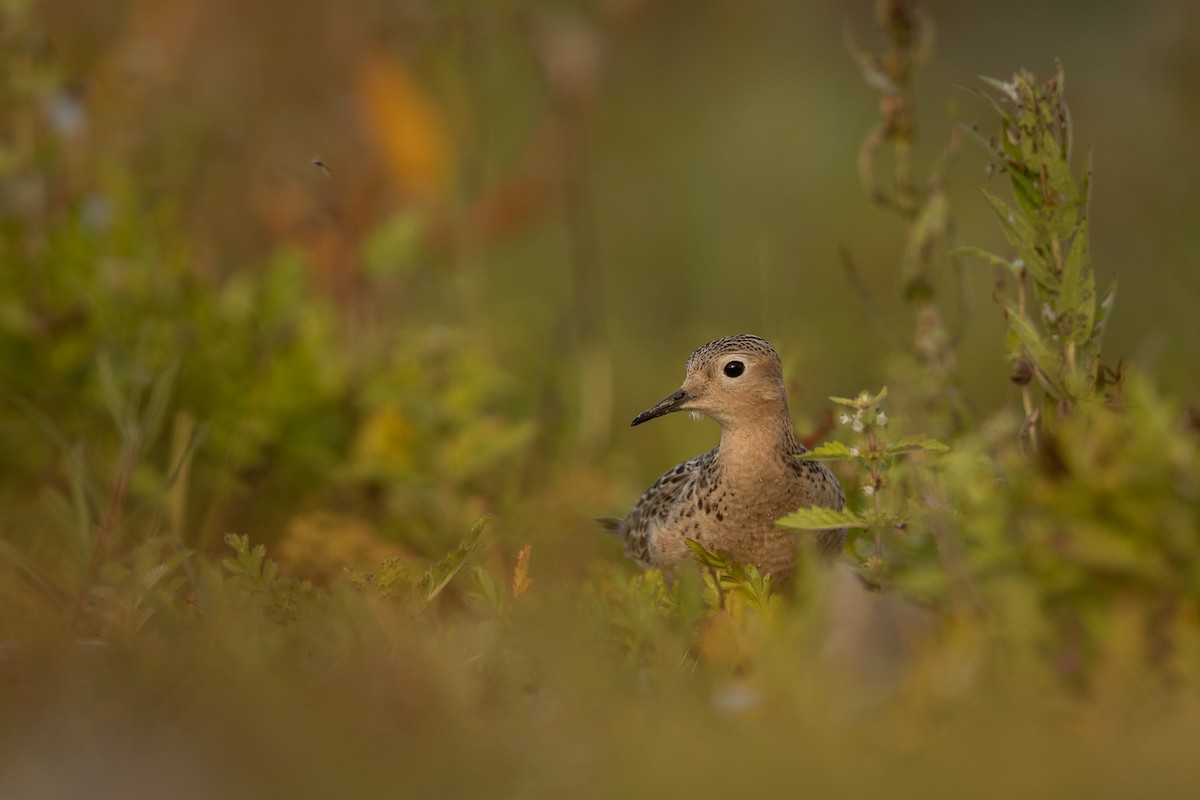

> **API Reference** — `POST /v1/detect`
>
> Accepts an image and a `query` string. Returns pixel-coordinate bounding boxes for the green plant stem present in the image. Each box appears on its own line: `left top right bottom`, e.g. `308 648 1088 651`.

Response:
70 440 140 631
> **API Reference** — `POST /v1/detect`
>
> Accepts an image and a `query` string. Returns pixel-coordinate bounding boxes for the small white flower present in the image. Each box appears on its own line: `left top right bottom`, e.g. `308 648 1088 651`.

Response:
876 412 888 426
839 413 851 425
849 447 860 458
852 419 864 433
862 484 875 496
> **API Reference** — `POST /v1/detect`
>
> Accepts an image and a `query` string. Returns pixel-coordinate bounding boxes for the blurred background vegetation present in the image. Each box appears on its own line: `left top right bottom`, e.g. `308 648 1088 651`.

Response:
2 0 1199 796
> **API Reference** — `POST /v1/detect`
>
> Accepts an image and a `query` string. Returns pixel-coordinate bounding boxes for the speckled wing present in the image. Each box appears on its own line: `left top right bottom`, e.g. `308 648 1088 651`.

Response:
789 447 849 558
616 449 715 567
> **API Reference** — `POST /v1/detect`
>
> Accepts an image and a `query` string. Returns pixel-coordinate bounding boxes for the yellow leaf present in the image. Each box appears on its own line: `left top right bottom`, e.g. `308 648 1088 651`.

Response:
355 53 454 206
352 405 418 472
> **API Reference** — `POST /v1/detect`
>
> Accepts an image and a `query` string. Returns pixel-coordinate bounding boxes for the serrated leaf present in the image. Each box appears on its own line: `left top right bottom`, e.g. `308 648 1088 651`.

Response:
141 562 173 590
829 386 887 409
683 540 773 607
1004 304 1063 393
886 436 950 456
1057 219 1095 344
223 533 249 558
468 565 505 612
797 441 856 460
417 515 489 605
956 118 1003 159
1007 162 1043 220
1001 118 1026 165
684 538 730 570
1070 268 1099 345
776 506 866 531
511 544 533 598
981 190 1044 279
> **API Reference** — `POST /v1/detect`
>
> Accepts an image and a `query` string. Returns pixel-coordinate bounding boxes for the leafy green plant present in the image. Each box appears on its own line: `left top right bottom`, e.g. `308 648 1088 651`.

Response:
347 329 535 555
778 387 947 586
685 539 776 614
932 378 1200 684
960 65 1118 437
347 515 489 613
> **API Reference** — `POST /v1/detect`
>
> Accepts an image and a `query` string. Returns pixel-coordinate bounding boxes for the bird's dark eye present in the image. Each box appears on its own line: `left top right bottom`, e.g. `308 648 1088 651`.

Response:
723 360 745 378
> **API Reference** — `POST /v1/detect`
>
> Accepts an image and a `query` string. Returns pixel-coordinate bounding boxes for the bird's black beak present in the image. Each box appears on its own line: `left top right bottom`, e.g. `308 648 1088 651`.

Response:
631 388 690 426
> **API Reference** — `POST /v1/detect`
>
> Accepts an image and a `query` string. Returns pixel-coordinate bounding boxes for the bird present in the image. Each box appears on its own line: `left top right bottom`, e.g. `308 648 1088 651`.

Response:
603 334 846 580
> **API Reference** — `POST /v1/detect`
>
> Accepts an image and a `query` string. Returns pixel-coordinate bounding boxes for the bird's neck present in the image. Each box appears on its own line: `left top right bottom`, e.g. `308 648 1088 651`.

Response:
716 406 797 477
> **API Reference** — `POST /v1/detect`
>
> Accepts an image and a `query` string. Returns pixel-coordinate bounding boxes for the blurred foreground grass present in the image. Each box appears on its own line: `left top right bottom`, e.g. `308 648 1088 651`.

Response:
3 1 1200 797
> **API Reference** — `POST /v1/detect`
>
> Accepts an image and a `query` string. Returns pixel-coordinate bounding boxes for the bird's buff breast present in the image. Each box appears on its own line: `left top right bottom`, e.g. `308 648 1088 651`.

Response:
649 470 808 578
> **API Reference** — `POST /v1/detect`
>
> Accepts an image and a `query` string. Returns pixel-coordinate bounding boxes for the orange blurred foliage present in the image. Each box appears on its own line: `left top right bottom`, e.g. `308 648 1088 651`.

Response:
355 52 454 209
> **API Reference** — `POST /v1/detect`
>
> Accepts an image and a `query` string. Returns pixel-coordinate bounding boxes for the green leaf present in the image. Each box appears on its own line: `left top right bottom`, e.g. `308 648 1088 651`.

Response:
684 540 773 608
956 118 1003 159
468 566 505 613
980 190 1045 281
950 245 1022 275
141 358 181 448
685 538 732 571
776 506 867 531
797 441 857 460
1056 218 1095 344
829 387 887 409
1004 304 1062 391
1040 130 1078 217
1006 162 1043 220
416 515 490 605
